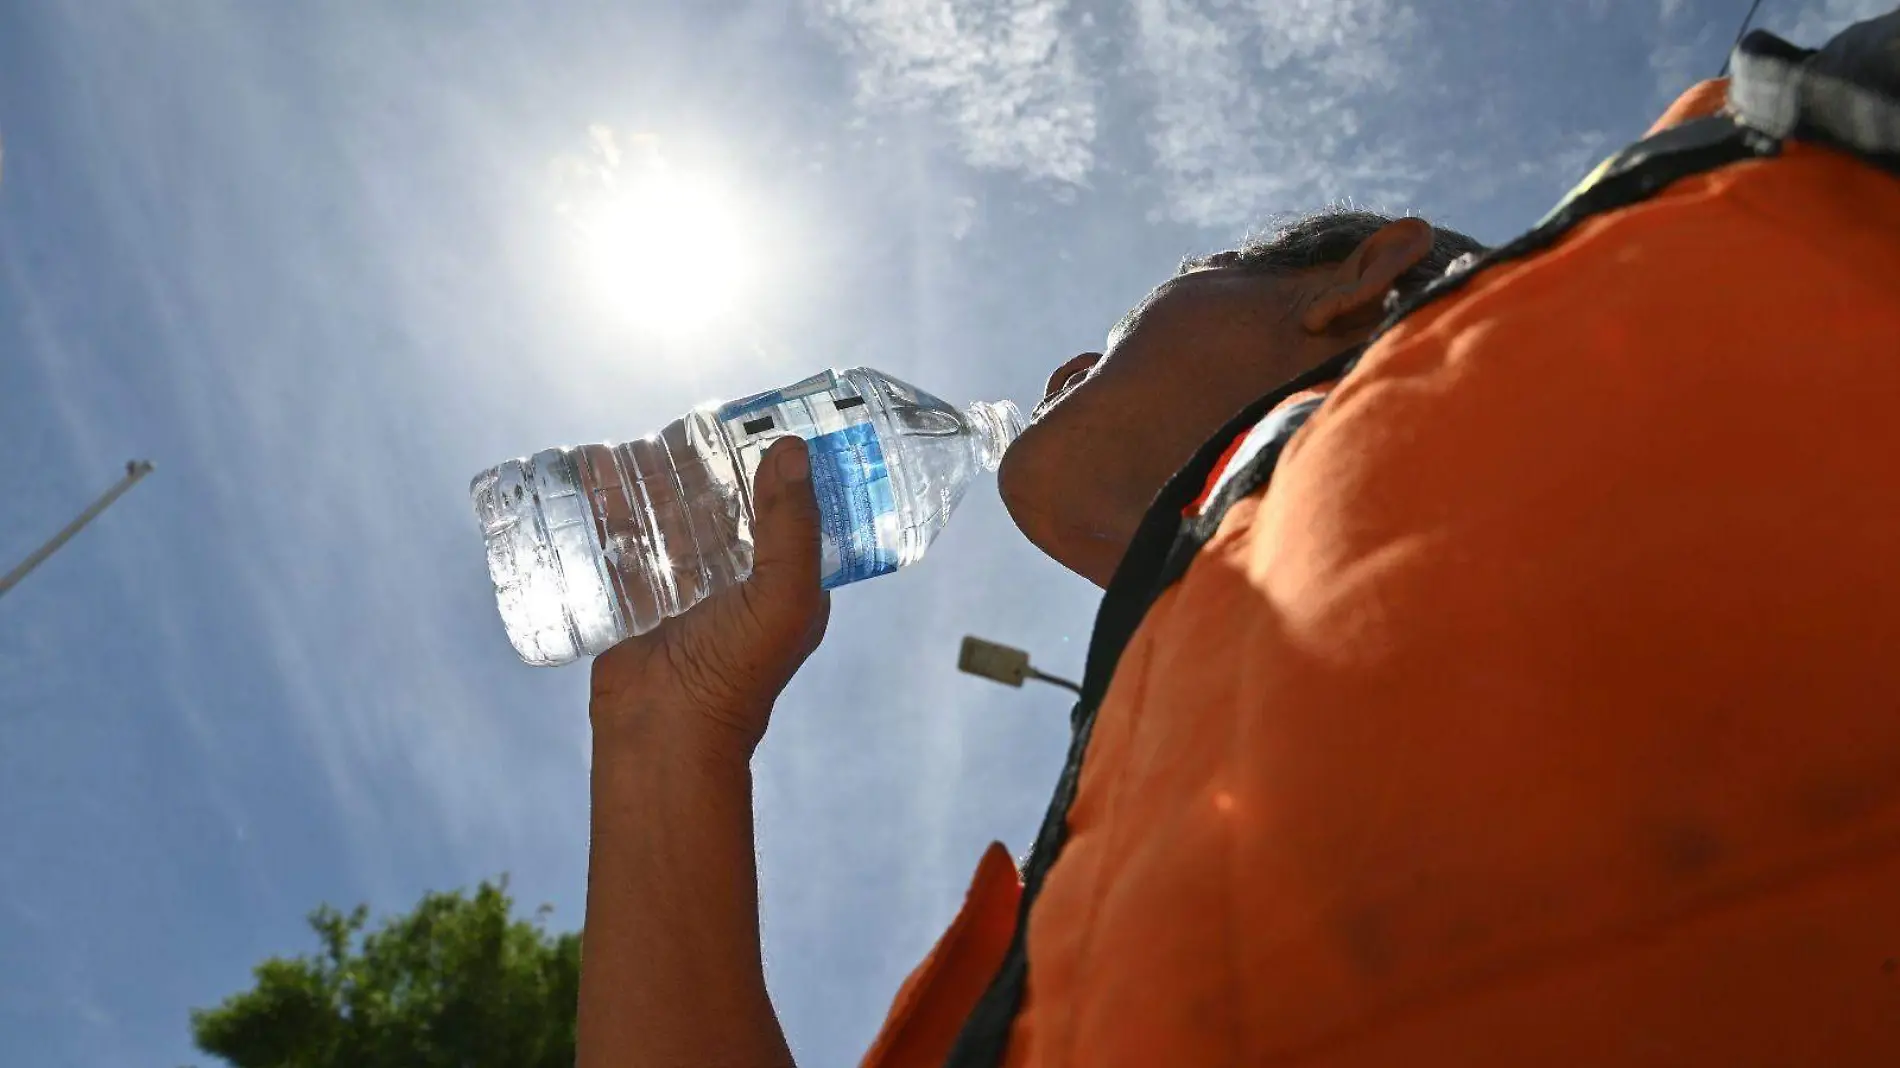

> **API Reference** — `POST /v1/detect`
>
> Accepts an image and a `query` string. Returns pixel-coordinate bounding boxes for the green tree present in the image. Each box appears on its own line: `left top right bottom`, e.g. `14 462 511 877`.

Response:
189 879 579 1068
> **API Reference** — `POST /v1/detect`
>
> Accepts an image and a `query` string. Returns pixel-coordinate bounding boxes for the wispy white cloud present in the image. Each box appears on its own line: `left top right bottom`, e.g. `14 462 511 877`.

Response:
814 0 1099 184
1516 127 1612 190
1649 27 1719 105
1129 0 1432 228
1776 0 1895 44
812 0 1541 229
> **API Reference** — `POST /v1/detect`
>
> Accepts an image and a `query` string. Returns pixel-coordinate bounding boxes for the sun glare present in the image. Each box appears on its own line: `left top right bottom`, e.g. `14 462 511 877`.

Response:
572 167 753 335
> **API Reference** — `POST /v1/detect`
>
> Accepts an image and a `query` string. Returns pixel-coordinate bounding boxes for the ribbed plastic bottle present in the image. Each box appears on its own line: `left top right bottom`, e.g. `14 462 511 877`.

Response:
471 367 1023 666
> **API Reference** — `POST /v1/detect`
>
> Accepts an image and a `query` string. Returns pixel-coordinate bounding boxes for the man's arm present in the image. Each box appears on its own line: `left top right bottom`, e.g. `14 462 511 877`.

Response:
580 718 791 1068
578 438 828 1068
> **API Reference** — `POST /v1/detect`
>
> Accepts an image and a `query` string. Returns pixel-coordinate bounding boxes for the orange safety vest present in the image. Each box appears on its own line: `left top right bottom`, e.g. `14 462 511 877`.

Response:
865 14 1900 1067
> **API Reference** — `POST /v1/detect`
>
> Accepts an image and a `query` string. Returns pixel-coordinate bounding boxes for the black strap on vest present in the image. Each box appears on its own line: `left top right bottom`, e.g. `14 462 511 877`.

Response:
943 15 1900 1065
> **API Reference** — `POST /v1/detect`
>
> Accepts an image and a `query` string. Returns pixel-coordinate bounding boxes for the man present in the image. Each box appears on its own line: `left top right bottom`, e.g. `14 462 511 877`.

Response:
579 13 1900 1067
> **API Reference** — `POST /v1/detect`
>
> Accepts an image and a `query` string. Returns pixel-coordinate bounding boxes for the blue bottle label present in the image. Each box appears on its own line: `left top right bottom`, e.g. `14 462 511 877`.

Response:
714 374 899 589
807 422 899 588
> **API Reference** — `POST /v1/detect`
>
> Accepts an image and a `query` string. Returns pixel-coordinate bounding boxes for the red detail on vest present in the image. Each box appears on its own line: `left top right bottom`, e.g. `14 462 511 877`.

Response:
1184 432 1250 517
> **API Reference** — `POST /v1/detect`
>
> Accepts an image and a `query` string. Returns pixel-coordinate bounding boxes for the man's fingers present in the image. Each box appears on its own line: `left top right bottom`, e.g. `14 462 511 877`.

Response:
748 437 824 602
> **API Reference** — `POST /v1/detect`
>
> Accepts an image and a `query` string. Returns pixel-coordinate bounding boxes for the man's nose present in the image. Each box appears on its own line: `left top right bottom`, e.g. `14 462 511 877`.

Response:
1043 352 1103 402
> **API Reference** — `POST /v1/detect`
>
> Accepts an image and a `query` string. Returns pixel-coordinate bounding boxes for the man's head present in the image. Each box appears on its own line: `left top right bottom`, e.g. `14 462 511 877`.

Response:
998 209 1487 586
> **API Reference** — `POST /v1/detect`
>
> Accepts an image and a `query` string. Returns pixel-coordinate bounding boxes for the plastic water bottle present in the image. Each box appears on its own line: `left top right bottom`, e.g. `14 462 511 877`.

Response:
471 367 1024 666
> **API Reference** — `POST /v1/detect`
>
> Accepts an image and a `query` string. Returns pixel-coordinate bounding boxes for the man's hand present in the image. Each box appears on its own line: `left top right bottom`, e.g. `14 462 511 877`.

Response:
590 435 831 763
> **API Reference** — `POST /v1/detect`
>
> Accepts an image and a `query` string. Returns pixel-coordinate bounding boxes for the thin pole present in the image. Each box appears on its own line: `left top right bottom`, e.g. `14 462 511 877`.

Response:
0 460 155 600
1719 0 1770 77
1026 666 1083 697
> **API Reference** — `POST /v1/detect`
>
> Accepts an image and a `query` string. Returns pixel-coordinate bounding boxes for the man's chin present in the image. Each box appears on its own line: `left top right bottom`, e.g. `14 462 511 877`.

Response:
1000 487 1125 590
998 418 1135 588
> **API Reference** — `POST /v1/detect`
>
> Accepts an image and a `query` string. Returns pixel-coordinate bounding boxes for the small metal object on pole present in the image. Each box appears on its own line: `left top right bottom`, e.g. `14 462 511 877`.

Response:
0 460 155 600
958 635 1081 696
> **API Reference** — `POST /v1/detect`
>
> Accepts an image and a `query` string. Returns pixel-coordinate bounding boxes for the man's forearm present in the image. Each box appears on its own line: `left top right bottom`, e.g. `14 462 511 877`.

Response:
578 712 793 1068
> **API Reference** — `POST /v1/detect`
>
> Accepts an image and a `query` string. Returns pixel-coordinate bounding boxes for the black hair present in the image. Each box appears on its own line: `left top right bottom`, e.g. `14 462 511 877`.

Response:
1182 208 1488 302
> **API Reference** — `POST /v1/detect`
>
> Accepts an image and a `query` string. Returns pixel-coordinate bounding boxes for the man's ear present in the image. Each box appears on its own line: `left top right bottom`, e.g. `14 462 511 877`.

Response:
1298 217 1436 336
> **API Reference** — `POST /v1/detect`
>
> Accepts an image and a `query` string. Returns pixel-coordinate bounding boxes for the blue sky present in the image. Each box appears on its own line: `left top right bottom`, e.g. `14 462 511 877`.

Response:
0 1 1884 1065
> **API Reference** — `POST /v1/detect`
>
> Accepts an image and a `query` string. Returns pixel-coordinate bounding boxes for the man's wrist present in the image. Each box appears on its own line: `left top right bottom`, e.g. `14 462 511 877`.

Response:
592 696 765 776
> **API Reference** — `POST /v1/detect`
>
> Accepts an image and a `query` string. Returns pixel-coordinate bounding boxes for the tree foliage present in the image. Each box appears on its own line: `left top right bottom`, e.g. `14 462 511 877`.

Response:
189 879 579 1068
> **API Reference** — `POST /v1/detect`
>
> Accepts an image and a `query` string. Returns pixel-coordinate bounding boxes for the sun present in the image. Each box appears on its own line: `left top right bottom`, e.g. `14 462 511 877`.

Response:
571 166 753 336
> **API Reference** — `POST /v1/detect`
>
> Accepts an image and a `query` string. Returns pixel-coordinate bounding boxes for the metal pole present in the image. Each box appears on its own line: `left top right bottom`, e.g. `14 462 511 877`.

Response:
0 460 155 600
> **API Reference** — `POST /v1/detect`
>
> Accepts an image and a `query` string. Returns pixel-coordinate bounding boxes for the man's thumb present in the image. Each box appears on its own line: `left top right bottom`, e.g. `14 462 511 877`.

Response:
749 436 823 593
